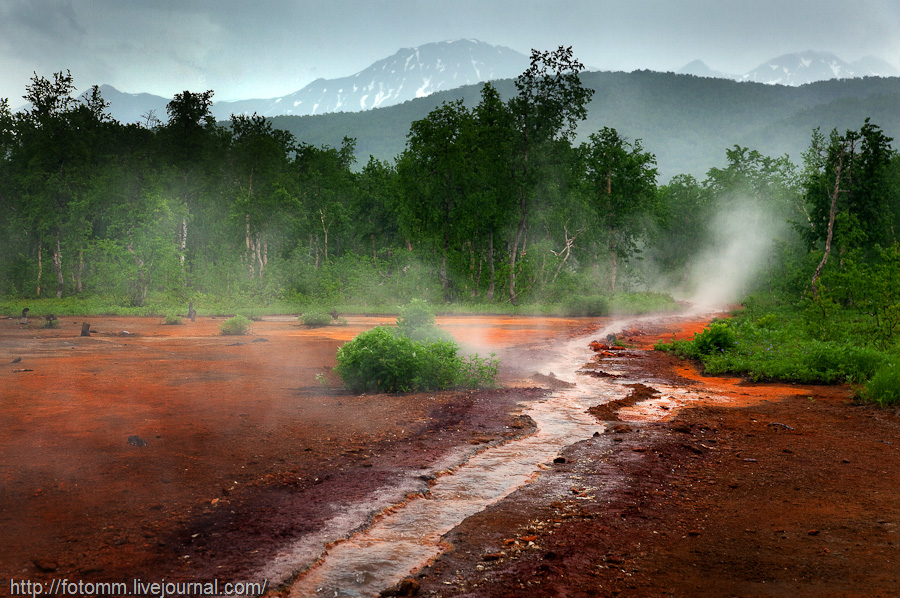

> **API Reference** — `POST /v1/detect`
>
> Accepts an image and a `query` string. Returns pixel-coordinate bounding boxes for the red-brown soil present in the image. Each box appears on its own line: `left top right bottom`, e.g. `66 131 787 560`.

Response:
4 312 900 598
0 313 593 592
405 317 900 598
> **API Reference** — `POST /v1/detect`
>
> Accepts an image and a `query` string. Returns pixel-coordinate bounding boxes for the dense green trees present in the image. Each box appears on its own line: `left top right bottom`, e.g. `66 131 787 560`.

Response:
2 60 899 322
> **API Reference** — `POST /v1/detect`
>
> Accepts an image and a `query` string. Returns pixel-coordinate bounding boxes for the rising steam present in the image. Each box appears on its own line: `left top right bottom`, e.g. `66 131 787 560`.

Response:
681 196 788 308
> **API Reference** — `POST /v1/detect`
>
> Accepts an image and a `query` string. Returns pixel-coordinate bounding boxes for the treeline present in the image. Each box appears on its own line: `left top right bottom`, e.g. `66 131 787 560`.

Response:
273 71 900 182
1 50 899 315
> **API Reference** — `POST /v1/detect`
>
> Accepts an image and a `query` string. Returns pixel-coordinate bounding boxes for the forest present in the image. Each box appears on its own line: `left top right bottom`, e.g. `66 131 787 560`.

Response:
1 48 900 400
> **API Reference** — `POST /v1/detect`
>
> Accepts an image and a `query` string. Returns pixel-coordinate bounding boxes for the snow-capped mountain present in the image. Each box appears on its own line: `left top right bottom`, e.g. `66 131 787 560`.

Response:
678 52 899 86
89 43 900 125
213 39 529 120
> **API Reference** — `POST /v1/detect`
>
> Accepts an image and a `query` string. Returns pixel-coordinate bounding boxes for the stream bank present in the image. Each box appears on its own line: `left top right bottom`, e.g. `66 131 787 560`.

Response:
400 322 900 598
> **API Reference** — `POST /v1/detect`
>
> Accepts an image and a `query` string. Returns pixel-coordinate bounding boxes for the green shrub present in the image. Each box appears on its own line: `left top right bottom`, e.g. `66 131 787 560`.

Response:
40 317 60 329
335 326 459 393
692 321 738 355
396 298 436 334
164 313 182 325
335 318 499 394
862 363 900 407
219 315 252 336
301 310 332 327
396 298 454 343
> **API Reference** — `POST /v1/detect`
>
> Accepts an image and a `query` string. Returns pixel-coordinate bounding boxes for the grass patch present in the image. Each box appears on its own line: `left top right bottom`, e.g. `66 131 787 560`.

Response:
657 303 893 385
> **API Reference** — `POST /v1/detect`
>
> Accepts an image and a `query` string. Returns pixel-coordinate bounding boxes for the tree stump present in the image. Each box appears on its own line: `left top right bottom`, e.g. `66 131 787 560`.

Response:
80 322 91 337
188 301 197 323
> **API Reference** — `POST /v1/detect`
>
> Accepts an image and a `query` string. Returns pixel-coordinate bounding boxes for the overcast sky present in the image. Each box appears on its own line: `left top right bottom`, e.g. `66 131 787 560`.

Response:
1 0 898 104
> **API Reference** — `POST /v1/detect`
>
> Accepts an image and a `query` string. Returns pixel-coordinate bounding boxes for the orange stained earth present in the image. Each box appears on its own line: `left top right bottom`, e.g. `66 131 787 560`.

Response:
3 311 900 598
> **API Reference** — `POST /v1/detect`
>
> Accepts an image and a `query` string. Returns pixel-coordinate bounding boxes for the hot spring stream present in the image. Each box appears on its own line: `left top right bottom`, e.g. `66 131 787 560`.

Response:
285 316 690 597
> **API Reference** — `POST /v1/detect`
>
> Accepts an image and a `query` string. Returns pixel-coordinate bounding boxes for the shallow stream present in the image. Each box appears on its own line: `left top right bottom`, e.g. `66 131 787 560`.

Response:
286 317 654 597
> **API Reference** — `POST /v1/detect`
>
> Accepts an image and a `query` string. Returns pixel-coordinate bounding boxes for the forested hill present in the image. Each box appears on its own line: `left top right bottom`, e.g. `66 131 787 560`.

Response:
269 71 900 181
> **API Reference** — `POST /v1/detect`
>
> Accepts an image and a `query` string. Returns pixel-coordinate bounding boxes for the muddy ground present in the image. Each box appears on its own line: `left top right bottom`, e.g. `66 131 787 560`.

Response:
403 323 900 598
0 313 592 591
3 313 900 597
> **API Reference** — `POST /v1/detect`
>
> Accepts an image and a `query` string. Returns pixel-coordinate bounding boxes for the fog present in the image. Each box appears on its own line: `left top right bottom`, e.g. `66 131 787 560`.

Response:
664 196 789 309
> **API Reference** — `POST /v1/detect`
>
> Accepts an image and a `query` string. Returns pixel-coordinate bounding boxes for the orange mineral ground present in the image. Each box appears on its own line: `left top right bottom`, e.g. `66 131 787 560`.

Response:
3 312 899 598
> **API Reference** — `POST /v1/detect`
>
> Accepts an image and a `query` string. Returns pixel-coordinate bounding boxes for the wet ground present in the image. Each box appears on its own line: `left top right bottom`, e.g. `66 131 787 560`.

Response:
3 312 900 597
0 313 594 590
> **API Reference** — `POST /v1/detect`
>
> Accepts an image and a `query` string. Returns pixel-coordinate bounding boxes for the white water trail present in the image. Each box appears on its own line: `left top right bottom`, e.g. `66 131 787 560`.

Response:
286 312 710 597
286 329 627 597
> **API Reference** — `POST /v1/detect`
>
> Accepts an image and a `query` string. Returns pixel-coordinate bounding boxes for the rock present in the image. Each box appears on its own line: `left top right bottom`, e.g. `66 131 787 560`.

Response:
671 421 692 434
10 357 21 363
32 558 58 572
380 577 420 596
553 456 567 464
127 435 148 447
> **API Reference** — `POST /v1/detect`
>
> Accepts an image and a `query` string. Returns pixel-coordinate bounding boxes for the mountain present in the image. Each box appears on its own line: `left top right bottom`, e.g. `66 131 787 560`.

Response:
211 39 529 120
677 60 735 80
678 52 900 87
93 85 169 124
270 71 900 182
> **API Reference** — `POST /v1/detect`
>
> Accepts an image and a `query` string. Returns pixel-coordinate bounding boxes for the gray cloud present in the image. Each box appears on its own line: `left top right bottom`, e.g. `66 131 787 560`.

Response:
1 0 898 104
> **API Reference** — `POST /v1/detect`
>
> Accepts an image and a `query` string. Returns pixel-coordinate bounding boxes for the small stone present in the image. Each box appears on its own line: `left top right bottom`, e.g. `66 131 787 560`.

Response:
32 559 58 572
379 577 420 597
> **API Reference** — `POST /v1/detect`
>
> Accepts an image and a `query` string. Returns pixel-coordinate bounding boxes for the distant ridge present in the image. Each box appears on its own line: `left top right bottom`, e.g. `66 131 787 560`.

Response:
211 39 529 120
678 51 900 86
85 43 900 125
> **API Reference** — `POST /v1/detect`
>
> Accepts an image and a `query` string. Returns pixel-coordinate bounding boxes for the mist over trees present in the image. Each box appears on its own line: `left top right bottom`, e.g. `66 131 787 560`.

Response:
1 53 899 316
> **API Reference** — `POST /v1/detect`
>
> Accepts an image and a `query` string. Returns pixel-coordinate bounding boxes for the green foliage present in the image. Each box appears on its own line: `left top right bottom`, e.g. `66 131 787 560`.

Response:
219 315 252 336
300 310 332 327
40 317 60 329
691 321 738 355
164 313 183 325
334 326 497 393
861 363 900 407
395 298 451 342
335 299 498 393
562 295 610 317
658 305 890 385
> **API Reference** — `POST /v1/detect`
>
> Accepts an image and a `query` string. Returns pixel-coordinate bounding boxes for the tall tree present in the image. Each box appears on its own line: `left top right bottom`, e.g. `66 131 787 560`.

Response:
228 113 296 278
578 127 658 291
505 46 594 303
802 120 897 258
397 100 477 298
156 90 230 273
10 71 113 297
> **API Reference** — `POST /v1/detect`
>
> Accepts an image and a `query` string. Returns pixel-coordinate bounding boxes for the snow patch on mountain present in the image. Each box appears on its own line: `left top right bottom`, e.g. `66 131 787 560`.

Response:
212 39 529 119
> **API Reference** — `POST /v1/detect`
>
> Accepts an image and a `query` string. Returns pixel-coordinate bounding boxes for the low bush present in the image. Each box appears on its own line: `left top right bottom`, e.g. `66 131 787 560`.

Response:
164 313 182 325
300 310 332 327
396 299 454 343
335 300 498 393
219 315 252 336
657 303 891 385
860 363 900 407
